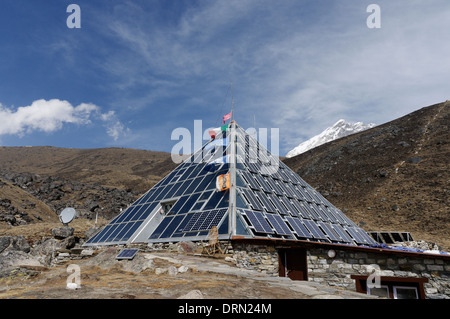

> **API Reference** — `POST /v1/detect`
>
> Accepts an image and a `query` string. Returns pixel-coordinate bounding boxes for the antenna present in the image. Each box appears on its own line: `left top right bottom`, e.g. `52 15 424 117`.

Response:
59 207 76 226
231 81 234 121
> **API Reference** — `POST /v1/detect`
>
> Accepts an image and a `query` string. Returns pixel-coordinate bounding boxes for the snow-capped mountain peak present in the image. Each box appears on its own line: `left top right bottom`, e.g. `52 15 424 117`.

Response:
285 119 376 158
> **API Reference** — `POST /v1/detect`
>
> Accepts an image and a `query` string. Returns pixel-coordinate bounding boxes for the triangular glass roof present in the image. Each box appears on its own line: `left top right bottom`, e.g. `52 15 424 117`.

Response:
85 121 376 246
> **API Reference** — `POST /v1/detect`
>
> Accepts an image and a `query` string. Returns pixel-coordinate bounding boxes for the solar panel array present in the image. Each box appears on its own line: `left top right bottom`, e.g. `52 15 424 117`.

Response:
85 122 376 246
149 208 227 239
86 132 231 245
234 125 376 245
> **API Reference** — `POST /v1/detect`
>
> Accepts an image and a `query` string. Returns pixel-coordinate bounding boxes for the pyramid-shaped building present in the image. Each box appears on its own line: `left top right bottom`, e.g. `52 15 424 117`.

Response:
85 121 376 247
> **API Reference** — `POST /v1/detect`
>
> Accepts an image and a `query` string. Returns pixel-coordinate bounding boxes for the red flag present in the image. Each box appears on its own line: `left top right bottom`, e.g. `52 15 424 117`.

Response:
223 112 232 123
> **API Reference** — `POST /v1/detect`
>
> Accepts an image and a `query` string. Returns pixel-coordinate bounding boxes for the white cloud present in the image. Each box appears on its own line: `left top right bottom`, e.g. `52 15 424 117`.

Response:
0 99 96 135
100 110 130 141
0 99 129 141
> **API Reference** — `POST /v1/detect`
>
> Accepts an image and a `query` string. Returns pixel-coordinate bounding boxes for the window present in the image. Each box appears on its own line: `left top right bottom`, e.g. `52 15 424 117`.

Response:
367 285 389 298
393 286 419 299
160 200 177 215
352 275 428 299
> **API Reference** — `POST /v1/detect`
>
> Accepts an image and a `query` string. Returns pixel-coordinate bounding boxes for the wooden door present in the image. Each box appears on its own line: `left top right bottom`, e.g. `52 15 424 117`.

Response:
279 249 308 281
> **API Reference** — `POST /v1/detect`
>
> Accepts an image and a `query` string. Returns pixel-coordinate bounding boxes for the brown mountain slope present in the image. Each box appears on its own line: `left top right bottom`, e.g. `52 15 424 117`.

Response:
0 177 58 233
0 147 178 194
283 101 449 250
0 147 179 227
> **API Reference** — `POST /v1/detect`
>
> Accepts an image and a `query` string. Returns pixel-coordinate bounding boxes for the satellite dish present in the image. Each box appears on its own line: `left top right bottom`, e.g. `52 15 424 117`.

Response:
59 207 76 226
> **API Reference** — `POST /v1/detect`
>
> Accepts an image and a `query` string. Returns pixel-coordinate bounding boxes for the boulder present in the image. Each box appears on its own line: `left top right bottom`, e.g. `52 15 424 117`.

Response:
177 241 196 254
52 227 74 239
177 290 204 299
168 266 178 276
155 268 168 275
178 265 189 273
80 249 94 257
0 236 31 254
31 238 70 266
62 236 77 249
407 156 423 164
0 250 43 268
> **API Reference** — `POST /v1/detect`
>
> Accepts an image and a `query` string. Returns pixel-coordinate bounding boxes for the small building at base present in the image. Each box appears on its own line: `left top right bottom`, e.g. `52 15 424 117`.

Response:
229 237 450 299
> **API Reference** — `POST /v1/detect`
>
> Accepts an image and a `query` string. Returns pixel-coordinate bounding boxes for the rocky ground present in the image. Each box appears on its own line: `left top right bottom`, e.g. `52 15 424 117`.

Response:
0 220 377 300
0 234 377 300
0 170 139 223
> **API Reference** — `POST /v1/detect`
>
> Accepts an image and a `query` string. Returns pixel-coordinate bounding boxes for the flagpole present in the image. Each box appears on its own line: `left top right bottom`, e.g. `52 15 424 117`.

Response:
228 81 236 238
231 81 234 121
228 119 236 237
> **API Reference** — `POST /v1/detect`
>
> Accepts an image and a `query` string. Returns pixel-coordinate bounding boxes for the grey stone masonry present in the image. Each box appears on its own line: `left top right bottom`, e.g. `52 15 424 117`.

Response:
230 240 450 299
306 247 450 299
232 243 279 276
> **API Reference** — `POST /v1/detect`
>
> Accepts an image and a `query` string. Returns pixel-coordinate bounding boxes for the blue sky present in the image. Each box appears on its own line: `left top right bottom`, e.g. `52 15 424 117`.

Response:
0 0 449 155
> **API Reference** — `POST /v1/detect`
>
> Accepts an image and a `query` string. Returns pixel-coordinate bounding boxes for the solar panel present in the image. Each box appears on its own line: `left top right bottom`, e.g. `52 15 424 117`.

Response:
278 181 296 198
116 248 139 260
358 229 377 245
312 204 330 222
285 217 312 239
266 178 284 195
173 213 195 234
266 214 292 236
123 222 143 242
305 203 321 220
279 197 299 217
296 186 313 202
324 206 348 226
255 192 277 213
345 226 374 245
130 203 152 221
149 216 174 239
290 200 310 219
318 222 342 242
254 174 273 193
303 219 327 240
241 189 264 211
241 171 260 190
198 209 227 232
332 224 354 243
244 210 274 234
190 211 210 231
247 162 260 174
183 212 202 232
177 209 227 233
267 193 288 215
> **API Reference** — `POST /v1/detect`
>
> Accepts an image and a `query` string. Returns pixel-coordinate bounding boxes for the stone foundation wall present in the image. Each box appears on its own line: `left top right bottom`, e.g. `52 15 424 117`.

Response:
307 248 450 299
232 243 279 276
231 242 450 299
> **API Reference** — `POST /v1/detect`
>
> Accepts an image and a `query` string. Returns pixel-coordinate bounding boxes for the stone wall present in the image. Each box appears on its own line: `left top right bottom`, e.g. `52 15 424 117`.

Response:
231 241 450 299
232 243 279 276
307 247 450 299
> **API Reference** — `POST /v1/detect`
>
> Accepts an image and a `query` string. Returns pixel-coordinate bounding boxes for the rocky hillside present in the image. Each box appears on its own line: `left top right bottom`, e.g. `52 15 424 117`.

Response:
0 170 137 225
0 147 178 229
0 147 177 193
283 101 449 250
